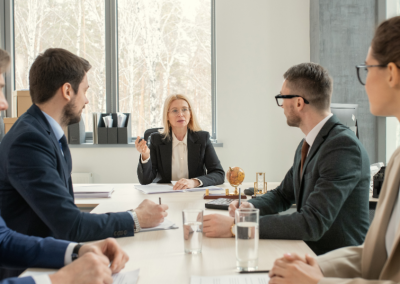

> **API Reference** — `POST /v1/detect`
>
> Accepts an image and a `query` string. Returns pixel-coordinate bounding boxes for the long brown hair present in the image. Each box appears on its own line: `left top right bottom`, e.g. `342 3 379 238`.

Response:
372 16 400 66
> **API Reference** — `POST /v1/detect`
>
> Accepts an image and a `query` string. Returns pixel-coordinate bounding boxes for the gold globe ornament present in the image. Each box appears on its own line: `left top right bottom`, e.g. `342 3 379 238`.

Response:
226 167 245 195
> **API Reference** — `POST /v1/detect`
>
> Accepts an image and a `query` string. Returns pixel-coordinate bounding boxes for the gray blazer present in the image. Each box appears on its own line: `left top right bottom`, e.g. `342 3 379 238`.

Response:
137 130 225 186
248 115 370 255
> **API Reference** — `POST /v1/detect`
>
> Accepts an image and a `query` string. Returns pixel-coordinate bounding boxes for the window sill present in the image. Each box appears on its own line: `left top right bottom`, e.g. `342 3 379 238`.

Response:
69 141 224 148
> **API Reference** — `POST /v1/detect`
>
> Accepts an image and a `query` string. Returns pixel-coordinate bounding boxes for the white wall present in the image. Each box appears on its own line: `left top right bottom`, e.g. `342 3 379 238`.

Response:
70 0 310 184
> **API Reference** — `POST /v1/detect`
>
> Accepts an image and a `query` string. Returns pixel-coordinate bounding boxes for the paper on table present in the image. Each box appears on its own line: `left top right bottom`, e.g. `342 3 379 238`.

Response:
73 184 115 198
191 274 270 284
113 269 140 284
139 218 178 232
171 181 223 192
135 184 184 194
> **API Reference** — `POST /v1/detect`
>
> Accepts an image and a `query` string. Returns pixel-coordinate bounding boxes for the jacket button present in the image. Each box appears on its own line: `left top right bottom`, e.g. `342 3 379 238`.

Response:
114 231 117 237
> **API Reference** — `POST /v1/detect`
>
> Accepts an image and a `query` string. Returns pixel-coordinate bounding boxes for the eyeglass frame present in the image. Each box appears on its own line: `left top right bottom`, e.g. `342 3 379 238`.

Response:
275 94 310 107
356 63 400 86
168 107 191 116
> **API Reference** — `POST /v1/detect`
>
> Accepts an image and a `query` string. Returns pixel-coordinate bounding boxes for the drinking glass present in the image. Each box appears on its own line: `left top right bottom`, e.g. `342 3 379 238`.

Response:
235 208 259 271
182 209 203 254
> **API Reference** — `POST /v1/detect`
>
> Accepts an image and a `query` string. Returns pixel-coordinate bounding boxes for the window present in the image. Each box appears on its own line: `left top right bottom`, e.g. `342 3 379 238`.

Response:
8 0 215 140
118 0 212 137
13 0 106 133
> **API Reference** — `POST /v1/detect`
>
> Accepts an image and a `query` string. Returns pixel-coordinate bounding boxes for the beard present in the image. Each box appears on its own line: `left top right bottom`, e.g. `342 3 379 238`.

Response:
61 97 82 126
285 105 301 127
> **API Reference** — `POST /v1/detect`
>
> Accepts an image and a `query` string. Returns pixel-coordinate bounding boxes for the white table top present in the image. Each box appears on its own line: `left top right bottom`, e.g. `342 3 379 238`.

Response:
23 182 316 283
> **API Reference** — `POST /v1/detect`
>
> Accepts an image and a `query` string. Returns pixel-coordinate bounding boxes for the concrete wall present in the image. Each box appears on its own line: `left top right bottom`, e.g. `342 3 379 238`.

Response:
71 0 310 183
310 0 378 163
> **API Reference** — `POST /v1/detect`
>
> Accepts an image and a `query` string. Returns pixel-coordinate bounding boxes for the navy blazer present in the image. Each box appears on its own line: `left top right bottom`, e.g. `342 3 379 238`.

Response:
248 115 370 255
137 130 225 186
0 216 69 283
0 104 134 242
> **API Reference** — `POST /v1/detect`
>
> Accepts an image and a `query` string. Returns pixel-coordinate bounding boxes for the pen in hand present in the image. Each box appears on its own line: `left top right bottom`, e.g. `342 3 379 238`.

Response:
159 197 161 205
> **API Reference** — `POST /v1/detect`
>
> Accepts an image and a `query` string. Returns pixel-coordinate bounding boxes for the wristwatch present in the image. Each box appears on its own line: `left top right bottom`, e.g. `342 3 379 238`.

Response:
231 224 236 237
130 209 141 233
71 244 83 261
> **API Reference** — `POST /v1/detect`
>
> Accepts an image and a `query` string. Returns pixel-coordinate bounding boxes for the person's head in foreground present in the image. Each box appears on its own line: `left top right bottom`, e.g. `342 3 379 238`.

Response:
30 48 91 126
268 15 400 284
278 62 333 132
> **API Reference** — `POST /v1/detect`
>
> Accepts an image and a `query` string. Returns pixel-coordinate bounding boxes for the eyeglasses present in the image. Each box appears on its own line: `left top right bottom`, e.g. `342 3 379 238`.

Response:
168 108 190 116
356 63 400 85
275 94 310 107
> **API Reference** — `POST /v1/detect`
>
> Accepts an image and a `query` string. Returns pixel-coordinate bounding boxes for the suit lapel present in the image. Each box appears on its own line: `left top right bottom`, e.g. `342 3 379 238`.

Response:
187 131 201 178
296 116 341 206
293 141 303 205
159 138 173 181
27 105 70 189
363 148 400 279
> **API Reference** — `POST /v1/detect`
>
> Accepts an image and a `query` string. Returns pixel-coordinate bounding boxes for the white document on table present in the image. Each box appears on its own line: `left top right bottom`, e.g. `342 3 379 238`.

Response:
113 269 140 284
139 218 178 232
73 184 115 198
171 181 223 192
191 274 270 284
134 184 184 194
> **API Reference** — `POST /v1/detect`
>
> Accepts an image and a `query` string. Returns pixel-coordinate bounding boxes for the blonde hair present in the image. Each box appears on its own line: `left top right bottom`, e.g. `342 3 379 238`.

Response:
160 94 202 140
0 49 10 73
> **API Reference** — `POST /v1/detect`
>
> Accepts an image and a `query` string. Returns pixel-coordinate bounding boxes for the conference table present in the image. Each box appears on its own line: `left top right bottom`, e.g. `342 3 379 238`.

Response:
22 182 317 283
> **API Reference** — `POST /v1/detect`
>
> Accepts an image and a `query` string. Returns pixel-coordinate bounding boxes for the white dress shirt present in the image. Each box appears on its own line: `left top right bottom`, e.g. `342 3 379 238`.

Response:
386 186 400 257
171 132 189 181
304 113 333 156
32 243 77 284
141 131 202 186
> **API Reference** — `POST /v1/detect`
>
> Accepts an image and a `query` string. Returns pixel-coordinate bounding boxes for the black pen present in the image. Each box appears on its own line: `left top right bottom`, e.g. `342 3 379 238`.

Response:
239 270 269 274
159 197 161 205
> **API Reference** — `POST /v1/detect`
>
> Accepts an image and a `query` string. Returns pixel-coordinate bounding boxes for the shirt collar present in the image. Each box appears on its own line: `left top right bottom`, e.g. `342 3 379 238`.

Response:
305 113 333 148
172 131 188 148
42 111 65 141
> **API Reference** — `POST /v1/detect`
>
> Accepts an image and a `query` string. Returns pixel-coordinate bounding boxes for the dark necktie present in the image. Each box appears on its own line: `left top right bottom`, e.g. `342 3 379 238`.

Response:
59 135 72 174
300 140 310 176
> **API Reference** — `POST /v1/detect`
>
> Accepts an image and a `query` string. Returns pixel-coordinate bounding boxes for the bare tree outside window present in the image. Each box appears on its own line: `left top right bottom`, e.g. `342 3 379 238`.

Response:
118 0 212 137
14 0 106 132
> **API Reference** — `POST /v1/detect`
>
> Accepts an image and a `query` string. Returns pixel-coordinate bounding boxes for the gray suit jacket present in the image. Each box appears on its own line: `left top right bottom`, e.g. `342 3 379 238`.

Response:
248 115 370 255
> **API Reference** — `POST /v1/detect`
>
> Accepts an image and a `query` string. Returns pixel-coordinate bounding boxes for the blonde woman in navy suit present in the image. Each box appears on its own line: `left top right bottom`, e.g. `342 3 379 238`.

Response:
136 94 225 190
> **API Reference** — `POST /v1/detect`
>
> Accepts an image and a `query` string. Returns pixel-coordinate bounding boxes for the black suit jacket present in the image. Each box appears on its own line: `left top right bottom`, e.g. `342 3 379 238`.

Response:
137 130 225 186
248 115 370 255
0 104 134 242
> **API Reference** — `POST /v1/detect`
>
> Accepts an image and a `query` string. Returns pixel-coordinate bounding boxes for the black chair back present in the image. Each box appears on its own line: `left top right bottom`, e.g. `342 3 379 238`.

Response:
144 127 163 145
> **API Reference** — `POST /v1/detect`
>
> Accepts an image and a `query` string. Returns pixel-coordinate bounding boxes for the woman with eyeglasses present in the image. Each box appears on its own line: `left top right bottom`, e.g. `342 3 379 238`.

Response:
135 94 225 190
268 15 400 284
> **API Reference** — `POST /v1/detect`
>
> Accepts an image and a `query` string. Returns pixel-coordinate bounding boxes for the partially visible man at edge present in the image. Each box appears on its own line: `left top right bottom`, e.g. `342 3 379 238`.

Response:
0 48 168 277
0 48 129 284
203 62 370 256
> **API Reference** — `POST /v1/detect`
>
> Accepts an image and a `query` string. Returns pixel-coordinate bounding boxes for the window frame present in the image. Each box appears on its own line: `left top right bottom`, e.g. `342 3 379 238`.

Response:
3 0 217 142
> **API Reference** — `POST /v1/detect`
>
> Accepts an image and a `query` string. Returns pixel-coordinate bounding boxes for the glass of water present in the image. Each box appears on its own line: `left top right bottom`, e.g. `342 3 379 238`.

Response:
182 209 203 254
235 208 259 271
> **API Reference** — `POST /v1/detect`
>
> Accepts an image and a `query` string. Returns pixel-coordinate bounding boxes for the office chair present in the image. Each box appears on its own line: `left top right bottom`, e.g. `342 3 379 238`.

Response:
143 127 163 146
369 201 377 224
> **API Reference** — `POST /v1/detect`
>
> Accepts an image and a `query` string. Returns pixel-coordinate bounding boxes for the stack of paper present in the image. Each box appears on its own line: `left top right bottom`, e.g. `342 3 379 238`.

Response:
191 274 270 284
171 181 223 192
135 183 223 194
73 184 115 198
135 184 183 194
140 218 178 232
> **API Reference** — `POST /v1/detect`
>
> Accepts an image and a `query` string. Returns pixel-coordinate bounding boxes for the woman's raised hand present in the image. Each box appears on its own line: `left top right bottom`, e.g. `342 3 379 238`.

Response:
135 137 150 160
